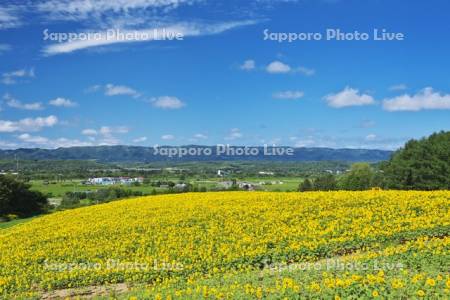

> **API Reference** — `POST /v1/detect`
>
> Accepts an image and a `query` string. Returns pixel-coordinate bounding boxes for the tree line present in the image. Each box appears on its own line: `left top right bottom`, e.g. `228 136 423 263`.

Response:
299 131 450 191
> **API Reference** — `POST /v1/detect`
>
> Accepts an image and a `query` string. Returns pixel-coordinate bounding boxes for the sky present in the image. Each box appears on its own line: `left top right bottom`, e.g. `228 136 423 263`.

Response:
0 0 449 150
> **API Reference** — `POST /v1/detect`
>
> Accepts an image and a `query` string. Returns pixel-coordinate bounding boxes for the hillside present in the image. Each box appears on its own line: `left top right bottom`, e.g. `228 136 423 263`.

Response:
0 191 448 299
0 146 392 163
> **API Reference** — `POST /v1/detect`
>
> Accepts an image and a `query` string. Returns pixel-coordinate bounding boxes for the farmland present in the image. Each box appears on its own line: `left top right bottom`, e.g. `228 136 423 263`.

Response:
0 191 449 299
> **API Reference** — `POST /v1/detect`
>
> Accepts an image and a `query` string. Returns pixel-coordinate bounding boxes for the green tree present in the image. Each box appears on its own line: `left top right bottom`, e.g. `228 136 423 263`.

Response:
313 174 337 191
0 175 48 217
338 163 375 191
298 178 314 192
382 131 450 190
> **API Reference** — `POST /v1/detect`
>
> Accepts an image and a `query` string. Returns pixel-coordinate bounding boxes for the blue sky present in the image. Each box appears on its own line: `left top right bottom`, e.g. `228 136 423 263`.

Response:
0 0 449 150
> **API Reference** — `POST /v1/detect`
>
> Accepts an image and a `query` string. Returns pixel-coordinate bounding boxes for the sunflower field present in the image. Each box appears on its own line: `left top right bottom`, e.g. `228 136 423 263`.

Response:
0 191 449 299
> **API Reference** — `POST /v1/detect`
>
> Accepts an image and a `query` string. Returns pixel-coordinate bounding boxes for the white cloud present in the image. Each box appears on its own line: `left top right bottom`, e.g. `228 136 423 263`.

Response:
151 96 185 109
1 68 35 85
36 0 203 21
0 6 21 30
51 138 93 148
266 61 291 73
49 97 78 107
161 134 175 140
389 84 407 92
225 128 243 140
194 133 208 139
240 59 256 71
17 133 49 145
273 90 304 100
17 133 93 148
105 84 140 98
81 126 129 145
382 87 450 112
0 115 58 133
325 87 375 108
4 94 44 110
365 134 377 141
133 136 148 143
100 126 129 135
82 129 98 136
43 21 257 55
265 61 314 75
0 140 18 149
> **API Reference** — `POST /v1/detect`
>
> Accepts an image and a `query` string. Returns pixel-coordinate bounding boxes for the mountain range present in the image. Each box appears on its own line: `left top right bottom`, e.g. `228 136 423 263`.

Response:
0 146 393 163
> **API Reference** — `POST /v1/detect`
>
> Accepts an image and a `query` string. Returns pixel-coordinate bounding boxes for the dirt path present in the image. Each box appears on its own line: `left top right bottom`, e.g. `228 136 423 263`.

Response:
41 283 129 299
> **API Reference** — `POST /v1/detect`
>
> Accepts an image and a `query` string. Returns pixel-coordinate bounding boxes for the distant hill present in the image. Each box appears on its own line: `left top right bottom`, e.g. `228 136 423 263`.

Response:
0 145 392 163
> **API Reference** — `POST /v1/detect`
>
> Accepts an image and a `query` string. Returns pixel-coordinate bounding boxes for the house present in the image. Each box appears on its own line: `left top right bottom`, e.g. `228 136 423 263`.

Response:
88 177 115 185
87 177 144 186
174 183 189 191
258 171 275 176
238 182 259 191
218 181 234 189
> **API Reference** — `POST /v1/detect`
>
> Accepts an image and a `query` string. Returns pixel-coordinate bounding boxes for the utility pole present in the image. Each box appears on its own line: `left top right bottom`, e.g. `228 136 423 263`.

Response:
15 154 19 176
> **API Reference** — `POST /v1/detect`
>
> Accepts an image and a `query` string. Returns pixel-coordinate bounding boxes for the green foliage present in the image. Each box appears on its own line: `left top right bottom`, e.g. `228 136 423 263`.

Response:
313 174 337 191
382 131 450 190
298 178 313 192
338 163 376 191
0 175 48 217
60 187 144 209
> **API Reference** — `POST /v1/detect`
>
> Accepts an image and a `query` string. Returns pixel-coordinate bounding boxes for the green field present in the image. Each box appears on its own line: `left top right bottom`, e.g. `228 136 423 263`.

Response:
30 180 166 198
0 216 36 229
30 177 303 199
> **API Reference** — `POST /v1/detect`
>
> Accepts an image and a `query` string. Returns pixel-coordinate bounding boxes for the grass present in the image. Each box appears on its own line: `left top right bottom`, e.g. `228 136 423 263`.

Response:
30 180 167 198
0 216 36 229
30 177 303 198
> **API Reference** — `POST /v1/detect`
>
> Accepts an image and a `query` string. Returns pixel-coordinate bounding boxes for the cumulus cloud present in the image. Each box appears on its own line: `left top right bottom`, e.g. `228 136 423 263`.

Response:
151 96 185 109
1 68 35 85
273 90 304 100
81 126 129 145
17 133 50 144
104 84 141 98
325 87 375 108
0 115 58 133
266 61 291 73
266 61 314 75
4 94 44 110
49 97 78 107
239 59 256 71
382 87 450 112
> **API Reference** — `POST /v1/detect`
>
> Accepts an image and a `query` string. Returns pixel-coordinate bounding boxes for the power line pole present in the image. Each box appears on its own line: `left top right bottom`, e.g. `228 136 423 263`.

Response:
15 154 19 176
